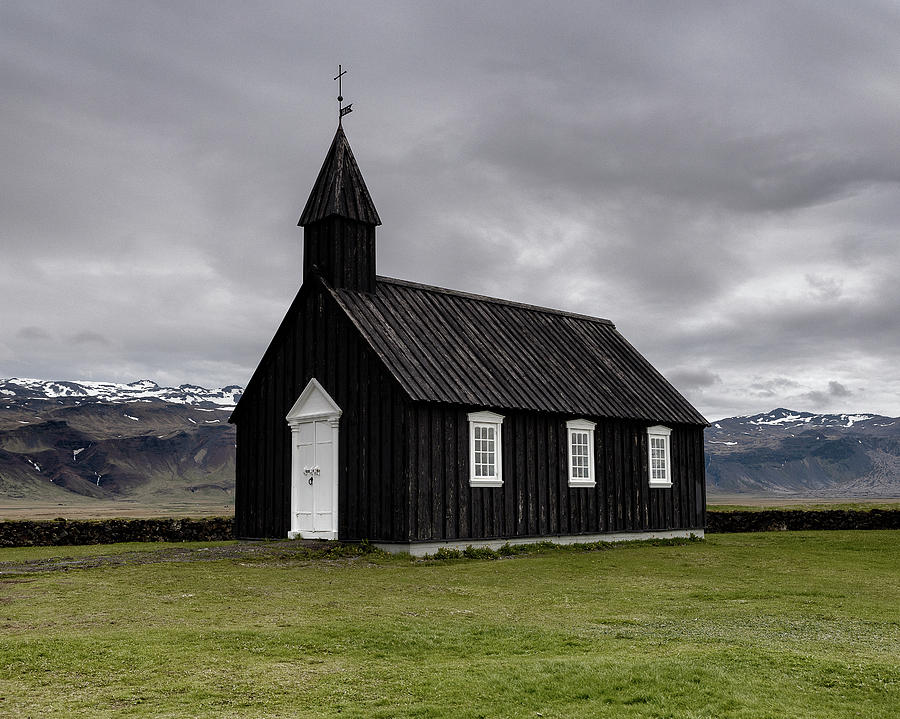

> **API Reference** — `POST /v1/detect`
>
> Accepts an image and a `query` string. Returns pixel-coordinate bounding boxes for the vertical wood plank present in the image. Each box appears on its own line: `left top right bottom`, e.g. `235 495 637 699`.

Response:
546 419 558 535
444 411 457 539
273 347 285 537
458 412 470 539
407 405 418 540
431 409 443 540
418 406 431 540
614 421 624 532
625 421 635 533
591 420 602 533
526 413 537 535
536 415 548 535
515 413 527 536
503 415 515 537
394 395 408 541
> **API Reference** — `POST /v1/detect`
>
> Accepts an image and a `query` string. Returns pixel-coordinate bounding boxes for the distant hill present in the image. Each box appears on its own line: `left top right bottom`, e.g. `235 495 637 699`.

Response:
0 378 241 510
706 408 900 498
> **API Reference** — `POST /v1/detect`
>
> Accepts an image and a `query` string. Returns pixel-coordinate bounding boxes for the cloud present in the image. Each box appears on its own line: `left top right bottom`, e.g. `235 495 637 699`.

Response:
749 377 802 398
70 331 111 346
827 381 852 398
805 274 843 301
803 380 854 407
1 1 899 418
667 368 722 392
16 326 50 341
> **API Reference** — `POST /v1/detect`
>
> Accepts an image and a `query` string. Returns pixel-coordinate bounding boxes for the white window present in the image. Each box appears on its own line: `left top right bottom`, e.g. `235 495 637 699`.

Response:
647 425 672 488
468 411 504 487
566 419 596 487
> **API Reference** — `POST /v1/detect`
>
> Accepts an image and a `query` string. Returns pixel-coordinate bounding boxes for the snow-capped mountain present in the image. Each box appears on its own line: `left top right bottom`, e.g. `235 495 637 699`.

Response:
0 378 242 512
0 378 243 408
706 408 900 498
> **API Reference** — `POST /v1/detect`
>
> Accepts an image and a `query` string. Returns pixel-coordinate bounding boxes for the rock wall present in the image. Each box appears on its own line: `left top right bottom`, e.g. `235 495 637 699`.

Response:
706 509 900 533
0 516 234 547
1 511 897 547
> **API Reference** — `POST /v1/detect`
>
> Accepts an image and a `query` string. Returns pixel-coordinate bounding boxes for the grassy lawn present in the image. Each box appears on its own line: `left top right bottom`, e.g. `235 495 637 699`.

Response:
0 540 237 564
1 532 897 718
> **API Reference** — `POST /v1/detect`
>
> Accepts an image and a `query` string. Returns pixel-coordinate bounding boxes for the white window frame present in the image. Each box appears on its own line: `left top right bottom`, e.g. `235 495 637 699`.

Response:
647 425 673 488
566 418 596 487
468 410 504 487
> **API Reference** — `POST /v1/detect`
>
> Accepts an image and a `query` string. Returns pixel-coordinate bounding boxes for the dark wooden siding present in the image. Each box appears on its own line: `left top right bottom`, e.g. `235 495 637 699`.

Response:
234 280 409 541
406 404 706 541
303 218 376 292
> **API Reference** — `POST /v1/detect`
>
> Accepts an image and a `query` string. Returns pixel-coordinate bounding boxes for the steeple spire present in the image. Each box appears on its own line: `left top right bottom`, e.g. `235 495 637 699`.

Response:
298 125 381 227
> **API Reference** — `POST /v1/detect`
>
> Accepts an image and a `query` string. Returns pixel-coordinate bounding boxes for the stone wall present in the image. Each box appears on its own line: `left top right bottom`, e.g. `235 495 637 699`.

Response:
1 510 897 547
706 509 900 533
0 517 234 547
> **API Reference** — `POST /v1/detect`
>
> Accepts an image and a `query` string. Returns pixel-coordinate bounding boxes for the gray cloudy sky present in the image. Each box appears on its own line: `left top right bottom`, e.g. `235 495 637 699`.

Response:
2 1 899 420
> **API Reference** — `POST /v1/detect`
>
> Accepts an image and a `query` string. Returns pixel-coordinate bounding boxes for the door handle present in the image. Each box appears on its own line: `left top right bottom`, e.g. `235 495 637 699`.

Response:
308 476 314 485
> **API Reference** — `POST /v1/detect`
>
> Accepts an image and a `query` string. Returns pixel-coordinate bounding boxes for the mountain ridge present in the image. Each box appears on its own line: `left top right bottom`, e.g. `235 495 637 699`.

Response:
705 408 900 498
3 377 899 510
1 377 243 408
0 378 242 512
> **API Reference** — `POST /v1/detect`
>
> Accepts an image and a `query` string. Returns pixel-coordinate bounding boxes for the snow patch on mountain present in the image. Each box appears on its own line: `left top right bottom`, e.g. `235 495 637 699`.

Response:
746 408 876 429
841 414 874 427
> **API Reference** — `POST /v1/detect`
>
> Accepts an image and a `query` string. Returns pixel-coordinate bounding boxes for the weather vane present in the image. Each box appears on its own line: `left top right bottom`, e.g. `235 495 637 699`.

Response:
335 64 353 124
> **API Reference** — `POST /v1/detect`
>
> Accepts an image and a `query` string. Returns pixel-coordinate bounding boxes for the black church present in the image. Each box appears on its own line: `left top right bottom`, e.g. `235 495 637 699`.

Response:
230 121 708 554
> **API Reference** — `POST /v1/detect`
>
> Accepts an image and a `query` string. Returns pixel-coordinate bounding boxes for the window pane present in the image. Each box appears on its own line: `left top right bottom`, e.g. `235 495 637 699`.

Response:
473 422 500 479
569 429 593 482
649 432 668 482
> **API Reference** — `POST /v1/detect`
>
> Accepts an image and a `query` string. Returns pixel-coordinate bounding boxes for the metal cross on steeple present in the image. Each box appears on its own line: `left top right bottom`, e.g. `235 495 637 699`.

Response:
335 64 353 124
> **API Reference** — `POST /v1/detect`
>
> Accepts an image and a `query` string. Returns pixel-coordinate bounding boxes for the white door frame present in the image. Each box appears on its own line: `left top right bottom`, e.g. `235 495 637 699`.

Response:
285 378 341 540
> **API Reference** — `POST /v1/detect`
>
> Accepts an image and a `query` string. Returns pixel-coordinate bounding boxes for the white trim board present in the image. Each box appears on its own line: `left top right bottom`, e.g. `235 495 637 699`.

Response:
373 529 703 557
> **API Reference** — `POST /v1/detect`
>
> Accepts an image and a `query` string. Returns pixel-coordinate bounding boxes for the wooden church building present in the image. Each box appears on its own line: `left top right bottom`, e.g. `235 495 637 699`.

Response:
230 121 708 554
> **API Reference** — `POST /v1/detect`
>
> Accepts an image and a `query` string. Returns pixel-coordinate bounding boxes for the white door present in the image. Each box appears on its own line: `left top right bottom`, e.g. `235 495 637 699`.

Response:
291 419 337 539
286 378 342 541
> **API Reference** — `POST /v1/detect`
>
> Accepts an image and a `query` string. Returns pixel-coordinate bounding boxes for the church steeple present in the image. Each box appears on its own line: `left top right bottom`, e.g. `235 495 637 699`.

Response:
299 125 381 227
299 125 380 292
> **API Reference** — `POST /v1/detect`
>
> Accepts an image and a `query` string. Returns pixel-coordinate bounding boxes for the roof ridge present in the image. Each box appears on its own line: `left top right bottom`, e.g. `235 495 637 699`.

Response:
372 275 615 327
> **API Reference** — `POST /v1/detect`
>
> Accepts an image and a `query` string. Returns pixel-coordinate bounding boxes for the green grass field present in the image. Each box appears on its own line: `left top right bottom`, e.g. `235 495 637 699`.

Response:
1 532 897 718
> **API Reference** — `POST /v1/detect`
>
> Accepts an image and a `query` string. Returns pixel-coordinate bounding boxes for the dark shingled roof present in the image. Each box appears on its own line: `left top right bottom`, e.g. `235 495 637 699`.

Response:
298 125 381 227
328 276 708 426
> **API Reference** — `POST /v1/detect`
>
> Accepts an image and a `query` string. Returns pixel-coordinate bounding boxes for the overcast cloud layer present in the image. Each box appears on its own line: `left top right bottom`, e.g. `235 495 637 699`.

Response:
2 1 899 420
